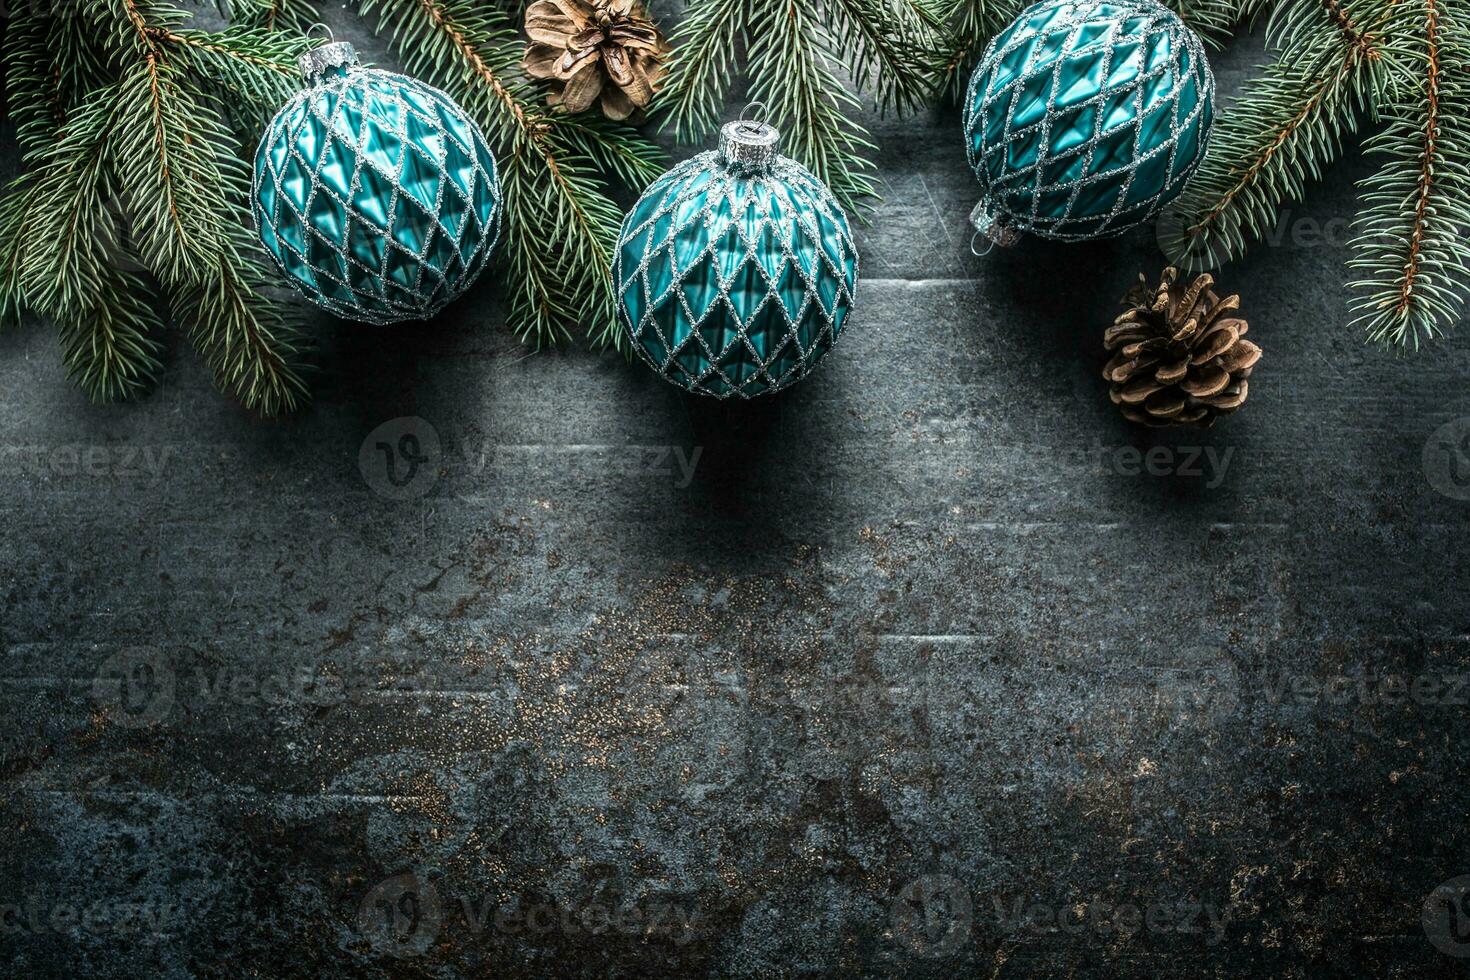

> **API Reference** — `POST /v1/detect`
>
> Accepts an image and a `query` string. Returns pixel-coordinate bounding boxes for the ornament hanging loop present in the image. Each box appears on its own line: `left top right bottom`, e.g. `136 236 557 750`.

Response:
738 101 768 126
305 22 334 43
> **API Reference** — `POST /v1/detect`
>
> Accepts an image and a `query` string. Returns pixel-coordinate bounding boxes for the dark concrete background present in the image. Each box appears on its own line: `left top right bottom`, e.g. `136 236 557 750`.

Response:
3 14 1470 979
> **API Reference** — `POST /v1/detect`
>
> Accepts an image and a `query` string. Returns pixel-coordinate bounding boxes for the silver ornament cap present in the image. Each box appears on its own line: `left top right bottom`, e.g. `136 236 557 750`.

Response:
969 200 1021 252
298 41 359 83
718 119 779 173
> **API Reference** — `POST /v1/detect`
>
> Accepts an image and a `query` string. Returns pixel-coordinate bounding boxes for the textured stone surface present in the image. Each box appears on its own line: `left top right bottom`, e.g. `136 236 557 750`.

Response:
2 22 1469 980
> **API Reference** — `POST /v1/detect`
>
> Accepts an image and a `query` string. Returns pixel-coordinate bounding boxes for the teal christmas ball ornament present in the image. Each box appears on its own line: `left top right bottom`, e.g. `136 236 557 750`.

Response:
612 113 858 398
252 40 502 324
963 0 1214 246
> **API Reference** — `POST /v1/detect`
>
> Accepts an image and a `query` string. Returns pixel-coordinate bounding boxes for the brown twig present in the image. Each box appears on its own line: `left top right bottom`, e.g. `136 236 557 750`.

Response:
1396 0 1441 316
1321 0 1380 59
147 27 296 76
121 0 193 259
1183 0 1393 243
1183 44 1366 241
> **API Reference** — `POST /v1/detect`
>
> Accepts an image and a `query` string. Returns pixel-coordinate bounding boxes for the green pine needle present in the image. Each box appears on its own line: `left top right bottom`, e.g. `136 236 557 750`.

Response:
746 0 879 208
660 0 750 146
827 0 948 112
1159 0 1394 273
657 0 944 212
236 0 323 33
1348 0 1470 347
0 0 313 412
1166 0 1255 48
57 269 167 404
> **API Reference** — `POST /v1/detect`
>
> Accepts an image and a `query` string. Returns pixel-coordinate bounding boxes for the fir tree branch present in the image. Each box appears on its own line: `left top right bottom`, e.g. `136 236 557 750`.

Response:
657 0 940 211
1318 0 1375 52
2 2 311 411
1165 0 1253 48
826 0 947 112
556 114 670 190
18 81 127 321
115 43 307 409
1348 0 1470 346
150 26 310 133
57 268 168 403
12 81 167 399
745 0 879 208
3 9 70 160
114 57 234 288
1160 0 1393 269
659 0 750 145
154 26 303 86
169 118 311 413
234 0 321 33
0 177 45 329
175 251 310 414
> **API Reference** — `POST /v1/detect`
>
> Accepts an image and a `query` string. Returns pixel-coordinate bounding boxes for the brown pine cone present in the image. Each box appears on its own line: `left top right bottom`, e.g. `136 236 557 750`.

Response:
1103 267 1261 427
523 0 669 121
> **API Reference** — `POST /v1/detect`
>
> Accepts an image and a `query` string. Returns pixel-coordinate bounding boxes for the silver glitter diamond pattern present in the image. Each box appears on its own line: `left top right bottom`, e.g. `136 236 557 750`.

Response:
964 0 1214 241
612 152 859 399
252 67 501 325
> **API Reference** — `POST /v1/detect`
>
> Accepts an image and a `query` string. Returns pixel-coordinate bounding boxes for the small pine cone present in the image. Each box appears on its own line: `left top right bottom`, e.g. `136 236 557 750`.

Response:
1103 267 1261 427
